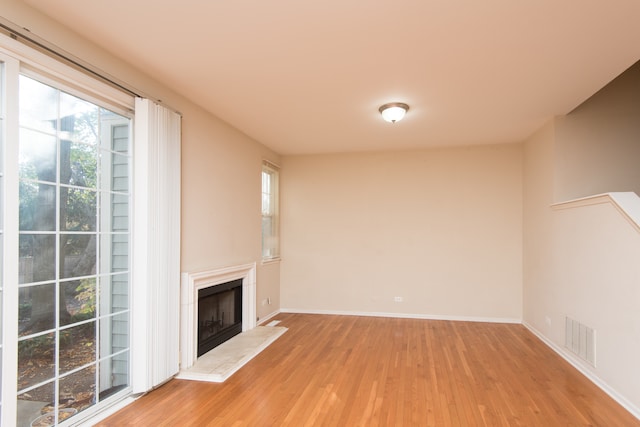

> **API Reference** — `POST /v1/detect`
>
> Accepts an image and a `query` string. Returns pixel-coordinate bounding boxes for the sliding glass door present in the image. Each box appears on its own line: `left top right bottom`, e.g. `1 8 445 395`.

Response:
1 53 133 426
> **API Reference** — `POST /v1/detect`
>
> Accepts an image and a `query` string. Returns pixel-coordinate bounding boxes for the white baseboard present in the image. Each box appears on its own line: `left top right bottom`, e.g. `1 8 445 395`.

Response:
257 310 281 325
523 322 640 421
280 307 521 324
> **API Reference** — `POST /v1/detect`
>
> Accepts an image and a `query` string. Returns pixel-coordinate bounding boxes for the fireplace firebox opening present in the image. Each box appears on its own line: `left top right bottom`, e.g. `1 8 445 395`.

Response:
197 279 243 357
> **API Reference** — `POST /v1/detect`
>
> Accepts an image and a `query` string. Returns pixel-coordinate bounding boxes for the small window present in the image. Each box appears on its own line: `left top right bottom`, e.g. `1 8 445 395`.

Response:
262 161 279 260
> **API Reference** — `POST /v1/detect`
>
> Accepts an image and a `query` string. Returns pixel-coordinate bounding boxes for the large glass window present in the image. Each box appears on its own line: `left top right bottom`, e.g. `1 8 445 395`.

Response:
0 32 182 426
261 161 280 260
14 74 131 426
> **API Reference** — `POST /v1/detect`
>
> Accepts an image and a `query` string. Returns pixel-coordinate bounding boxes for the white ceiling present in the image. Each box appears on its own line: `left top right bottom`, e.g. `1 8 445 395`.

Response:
23 0 640 155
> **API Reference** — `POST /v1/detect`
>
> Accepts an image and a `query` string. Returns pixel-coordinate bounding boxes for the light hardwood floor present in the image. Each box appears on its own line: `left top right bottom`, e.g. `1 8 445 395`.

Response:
96 313 639 426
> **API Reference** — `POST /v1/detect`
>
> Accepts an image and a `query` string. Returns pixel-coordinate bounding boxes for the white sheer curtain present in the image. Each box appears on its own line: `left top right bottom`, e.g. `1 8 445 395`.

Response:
132 98 181 392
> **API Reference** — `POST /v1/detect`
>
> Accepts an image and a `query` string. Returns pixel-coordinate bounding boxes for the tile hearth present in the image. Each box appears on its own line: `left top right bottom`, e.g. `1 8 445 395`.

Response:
176 325 287 383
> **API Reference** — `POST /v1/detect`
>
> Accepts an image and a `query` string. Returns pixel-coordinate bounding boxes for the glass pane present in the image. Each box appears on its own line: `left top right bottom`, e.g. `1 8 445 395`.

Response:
61 187 97 231
60 365 96 418
101 234 129 273
62 234 96 279
61 278 96 327
99 274 129 313
262 193 271 215
262 216 274 238
59 322 96 374
17 333 55 390
16 74 132 422
99 313 128 359
19 75 57 133
67 142 98 189
110 121 129 154
26 407 78 427
109 152 129 193
19 234 55 283
19 128 57 184
111 193 129 232
262 170 270 193
60 91 99 146
19 181 56 231
19 284 56 336
99 351 129 400
17 381 55 427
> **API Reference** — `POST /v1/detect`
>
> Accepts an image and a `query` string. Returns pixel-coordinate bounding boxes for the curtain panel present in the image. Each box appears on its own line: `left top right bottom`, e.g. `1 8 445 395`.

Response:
132 98 181 392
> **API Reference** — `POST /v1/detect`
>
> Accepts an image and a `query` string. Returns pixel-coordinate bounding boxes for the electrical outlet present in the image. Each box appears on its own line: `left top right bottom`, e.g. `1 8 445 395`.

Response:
394 296 403 303
545 316 551 326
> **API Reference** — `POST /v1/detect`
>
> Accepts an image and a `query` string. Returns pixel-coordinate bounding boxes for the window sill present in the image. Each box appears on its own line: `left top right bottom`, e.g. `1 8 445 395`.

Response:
261 257 281 266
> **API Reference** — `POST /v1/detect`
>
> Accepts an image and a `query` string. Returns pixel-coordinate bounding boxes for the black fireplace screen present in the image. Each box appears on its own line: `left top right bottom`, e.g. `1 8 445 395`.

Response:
197 279 243 357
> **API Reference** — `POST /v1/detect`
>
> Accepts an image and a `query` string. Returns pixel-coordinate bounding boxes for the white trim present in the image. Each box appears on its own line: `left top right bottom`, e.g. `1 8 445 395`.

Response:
552 192 640 233
180 263 257 370
257 310 281 325
262 159 281 169
524 322 640 421
0 32 134 112
0 51 20 427
279 308 522 324
0 17 181 115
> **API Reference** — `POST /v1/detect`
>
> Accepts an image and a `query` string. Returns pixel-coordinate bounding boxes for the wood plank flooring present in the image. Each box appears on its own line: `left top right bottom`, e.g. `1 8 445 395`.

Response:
96 313 640 426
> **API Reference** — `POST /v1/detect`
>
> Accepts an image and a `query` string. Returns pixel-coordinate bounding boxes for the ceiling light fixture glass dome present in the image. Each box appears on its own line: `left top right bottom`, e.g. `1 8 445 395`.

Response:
379 102 409 123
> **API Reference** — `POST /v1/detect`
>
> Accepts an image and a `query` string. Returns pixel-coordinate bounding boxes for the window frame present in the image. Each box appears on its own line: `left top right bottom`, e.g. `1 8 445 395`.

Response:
261 161 280 262
0 33 135 426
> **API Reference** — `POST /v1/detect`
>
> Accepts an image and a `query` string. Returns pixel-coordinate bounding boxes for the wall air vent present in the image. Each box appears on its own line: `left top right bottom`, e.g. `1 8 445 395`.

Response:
565 316 596 366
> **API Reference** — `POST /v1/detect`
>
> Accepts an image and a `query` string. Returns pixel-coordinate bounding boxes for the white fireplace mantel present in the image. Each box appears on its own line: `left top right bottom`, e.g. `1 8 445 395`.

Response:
180 263 257 370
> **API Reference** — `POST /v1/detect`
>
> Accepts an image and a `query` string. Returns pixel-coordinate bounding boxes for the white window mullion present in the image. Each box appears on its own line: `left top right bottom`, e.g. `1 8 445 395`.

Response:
1 51 20 427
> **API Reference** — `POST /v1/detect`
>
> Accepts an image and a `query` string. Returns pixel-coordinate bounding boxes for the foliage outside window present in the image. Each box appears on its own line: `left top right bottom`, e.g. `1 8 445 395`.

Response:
262 162 280 260
15 74 131 426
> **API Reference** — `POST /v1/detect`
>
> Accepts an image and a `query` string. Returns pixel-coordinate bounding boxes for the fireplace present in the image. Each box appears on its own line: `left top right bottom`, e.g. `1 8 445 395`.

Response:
181 263 256 370
197 279 243 356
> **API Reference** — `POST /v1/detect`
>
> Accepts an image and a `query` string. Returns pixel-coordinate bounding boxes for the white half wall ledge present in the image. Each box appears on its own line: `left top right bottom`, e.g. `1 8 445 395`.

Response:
180 263 257 370
552 192 640 232
279 308 522 324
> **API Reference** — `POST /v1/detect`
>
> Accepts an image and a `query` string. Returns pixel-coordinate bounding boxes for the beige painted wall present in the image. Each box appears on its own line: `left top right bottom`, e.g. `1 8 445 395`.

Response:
281 145 523 321
522 120 556 332
523 169 640 412
2 1 281 321
523 64 640 413
552 198 640 409
555 61 640 201
7 0 640 415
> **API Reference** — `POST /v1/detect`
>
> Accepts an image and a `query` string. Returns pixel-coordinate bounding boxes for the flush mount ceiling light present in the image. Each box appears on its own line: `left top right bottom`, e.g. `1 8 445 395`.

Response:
379 102 409 123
